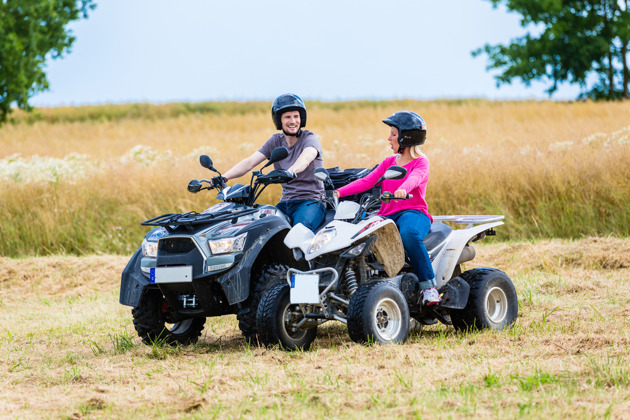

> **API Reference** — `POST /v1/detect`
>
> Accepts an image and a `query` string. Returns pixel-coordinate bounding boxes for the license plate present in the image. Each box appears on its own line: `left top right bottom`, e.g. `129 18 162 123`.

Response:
150 266 193 284
290 273 320 304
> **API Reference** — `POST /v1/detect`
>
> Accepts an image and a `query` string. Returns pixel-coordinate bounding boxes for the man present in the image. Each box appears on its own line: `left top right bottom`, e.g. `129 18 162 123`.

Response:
215 93 325 232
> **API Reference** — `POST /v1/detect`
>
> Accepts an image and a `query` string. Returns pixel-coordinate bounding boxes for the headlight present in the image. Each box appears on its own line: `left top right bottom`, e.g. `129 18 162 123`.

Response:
142 238 158 258
307 227 337 254
208 233 247 255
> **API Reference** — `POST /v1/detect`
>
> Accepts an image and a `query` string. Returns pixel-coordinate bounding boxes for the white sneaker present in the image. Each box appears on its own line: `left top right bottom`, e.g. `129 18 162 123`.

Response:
421 287 441 306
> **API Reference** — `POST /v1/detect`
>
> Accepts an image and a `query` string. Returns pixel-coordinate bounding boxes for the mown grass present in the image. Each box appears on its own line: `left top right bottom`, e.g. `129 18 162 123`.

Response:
1 238 629 418
1 99 629 257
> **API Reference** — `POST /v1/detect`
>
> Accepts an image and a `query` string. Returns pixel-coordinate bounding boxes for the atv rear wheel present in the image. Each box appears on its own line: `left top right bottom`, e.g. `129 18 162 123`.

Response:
347 281 410 344
450 268 518 331
256 283 317 351
132 291 205 345
237 264 288 341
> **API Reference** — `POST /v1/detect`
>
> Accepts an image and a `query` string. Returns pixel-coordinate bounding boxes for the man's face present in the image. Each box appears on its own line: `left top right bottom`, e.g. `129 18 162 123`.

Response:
281 111 301 136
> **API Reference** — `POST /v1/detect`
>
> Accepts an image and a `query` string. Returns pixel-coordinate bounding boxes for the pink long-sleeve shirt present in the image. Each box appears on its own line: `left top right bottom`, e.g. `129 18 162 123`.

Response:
336 155 432 221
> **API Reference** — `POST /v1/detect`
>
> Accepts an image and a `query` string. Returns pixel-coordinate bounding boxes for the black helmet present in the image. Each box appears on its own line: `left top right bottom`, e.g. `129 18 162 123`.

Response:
382 111 427 147
271 93 307 130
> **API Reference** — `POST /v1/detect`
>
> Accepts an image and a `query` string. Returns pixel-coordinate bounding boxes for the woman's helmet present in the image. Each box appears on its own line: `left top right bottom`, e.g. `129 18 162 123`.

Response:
382 111 427 147
271 93 307 130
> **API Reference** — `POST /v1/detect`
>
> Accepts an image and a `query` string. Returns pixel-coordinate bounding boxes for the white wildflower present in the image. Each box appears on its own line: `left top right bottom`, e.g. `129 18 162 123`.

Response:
548 141 573 152
120 145 173 166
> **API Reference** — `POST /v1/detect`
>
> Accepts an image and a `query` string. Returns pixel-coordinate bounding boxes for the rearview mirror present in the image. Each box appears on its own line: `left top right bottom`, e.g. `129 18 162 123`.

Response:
269 147 289 164
314 167 335 190
383 166 407 180
199 155 215 171
261 147 289 169
314 167 329 182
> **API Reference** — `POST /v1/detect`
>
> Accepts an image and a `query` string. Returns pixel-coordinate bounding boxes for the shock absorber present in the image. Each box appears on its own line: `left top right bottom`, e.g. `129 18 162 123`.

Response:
344 268 358 296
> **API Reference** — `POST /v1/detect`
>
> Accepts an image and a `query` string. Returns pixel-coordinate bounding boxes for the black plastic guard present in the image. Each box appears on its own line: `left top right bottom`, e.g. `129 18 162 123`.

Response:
437 277 470 310
119 247 151 307
216 222 291 305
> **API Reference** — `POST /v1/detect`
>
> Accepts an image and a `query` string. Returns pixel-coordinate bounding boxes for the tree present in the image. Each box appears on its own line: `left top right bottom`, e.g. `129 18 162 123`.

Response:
474 0 630 100
0 0 95 123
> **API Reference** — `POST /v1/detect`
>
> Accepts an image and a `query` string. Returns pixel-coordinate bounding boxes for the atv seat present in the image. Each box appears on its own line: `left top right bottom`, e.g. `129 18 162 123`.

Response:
314 208 336 232
425 222 452 260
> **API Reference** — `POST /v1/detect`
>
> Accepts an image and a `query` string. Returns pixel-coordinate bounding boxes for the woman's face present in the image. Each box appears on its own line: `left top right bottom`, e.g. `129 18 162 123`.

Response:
388 126 400 153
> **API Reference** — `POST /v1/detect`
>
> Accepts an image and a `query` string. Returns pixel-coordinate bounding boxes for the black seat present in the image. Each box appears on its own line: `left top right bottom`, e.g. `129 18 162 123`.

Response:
424 223 452 258
314 209 336 232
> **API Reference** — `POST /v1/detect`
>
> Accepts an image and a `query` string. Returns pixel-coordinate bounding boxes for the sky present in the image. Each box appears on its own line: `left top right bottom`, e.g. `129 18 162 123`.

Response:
30 0 582 107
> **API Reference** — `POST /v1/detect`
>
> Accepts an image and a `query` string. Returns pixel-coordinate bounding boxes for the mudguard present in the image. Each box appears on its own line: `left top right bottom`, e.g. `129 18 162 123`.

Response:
437 276 470 310
432 221 504 288
216 221 292 305
119 247 151 307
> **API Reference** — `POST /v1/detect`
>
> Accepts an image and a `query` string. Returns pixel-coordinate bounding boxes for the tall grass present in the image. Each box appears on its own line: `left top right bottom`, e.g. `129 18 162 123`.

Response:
1 99 629 257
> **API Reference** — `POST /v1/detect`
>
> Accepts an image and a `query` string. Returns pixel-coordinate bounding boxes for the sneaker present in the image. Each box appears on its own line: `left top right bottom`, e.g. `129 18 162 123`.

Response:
421 287 442 306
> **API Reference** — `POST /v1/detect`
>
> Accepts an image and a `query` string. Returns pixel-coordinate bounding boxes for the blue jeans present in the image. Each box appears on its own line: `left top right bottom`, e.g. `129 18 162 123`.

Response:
387 210 435 289
276 199 326 233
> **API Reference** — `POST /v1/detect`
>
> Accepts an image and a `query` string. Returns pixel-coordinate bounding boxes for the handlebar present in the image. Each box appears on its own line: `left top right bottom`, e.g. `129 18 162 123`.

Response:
381 192 413 202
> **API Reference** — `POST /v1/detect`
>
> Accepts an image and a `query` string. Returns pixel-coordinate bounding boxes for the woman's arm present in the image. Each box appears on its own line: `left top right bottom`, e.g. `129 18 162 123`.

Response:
336 158 391 198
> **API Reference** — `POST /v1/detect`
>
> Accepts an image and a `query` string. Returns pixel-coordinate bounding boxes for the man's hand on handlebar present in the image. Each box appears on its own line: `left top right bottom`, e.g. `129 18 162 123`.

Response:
211 176 227 188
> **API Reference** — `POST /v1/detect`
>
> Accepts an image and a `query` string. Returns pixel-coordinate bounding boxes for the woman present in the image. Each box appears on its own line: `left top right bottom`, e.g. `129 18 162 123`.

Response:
335 111 441 306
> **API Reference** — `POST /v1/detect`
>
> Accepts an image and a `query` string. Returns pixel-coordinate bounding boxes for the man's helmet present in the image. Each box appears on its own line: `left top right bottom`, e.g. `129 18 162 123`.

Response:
271 93 307 130
382 111 427 147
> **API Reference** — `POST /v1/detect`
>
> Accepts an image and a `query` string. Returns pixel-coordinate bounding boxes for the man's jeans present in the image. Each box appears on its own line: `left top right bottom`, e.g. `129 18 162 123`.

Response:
276 199 326 233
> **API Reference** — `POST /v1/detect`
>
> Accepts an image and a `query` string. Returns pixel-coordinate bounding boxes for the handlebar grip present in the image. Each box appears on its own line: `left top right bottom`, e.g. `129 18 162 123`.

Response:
381 192 413 200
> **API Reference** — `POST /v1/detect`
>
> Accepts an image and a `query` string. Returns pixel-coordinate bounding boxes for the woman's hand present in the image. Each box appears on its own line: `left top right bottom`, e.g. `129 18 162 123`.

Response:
394 189 408 199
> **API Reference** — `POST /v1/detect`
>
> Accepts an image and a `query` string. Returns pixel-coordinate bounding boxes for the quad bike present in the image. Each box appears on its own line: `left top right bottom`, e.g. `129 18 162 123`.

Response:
255 166 518 350
119 147 308 345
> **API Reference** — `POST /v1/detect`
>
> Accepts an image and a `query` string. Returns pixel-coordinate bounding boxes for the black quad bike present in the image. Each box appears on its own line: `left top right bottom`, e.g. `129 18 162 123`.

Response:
119 147 308 345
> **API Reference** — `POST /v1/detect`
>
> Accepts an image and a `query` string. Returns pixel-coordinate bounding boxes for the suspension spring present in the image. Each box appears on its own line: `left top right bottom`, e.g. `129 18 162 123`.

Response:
344 268 358 296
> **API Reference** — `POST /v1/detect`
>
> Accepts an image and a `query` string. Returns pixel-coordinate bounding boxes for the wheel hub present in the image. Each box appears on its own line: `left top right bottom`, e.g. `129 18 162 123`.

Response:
373 298 402 341
486 286 508 324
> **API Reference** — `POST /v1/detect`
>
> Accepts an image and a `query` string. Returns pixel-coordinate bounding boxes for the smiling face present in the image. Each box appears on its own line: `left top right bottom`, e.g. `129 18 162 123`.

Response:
281 110 301 136
388 126 400 153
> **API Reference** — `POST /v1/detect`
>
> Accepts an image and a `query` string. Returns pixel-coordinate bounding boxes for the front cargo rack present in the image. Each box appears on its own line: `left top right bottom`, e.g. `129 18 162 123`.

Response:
141 208 259 231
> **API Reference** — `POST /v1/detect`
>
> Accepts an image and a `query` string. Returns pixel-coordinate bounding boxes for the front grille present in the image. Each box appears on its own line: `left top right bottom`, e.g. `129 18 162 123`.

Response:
157 237 204 278
159 237 197 255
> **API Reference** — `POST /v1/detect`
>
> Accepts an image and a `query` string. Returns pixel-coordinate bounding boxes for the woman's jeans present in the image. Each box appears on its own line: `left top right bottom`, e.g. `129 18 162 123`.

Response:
387 210 436 289
276 199 326 233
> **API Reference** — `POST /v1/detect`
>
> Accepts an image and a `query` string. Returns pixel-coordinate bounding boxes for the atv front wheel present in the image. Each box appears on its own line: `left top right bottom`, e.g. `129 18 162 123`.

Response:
450 268 518 331
256 283 317 350
237 264 288 341
132 291 205 345
347 281 410 345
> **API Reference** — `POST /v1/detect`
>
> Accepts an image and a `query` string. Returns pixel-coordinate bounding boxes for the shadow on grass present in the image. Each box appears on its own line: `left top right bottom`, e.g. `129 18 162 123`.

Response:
168 321 476 355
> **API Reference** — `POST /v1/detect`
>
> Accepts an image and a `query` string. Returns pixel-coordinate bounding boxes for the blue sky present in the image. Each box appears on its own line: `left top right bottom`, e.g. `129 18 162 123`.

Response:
31 0 581 107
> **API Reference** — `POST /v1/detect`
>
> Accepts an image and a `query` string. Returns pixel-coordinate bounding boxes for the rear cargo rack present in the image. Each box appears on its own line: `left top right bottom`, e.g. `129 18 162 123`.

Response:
433 215 504 227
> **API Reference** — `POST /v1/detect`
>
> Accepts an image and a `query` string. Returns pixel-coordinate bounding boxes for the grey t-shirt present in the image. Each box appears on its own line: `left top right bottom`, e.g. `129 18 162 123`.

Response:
258 129 324 202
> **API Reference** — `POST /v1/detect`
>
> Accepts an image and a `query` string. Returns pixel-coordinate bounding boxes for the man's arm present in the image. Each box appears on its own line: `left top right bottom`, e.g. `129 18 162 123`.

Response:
223 151 267 180
287 146 318 175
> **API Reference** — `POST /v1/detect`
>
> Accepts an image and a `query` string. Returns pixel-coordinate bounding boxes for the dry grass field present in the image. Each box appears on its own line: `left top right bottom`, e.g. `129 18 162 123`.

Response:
1 100 629 256
1 100 629 418
1 237 629 418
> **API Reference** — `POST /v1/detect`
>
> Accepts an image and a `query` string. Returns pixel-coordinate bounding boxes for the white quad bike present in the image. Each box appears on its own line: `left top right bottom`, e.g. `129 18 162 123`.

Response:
255 166 518 350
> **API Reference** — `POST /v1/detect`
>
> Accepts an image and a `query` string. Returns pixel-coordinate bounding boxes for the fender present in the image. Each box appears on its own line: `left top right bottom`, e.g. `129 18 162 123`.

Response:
303 216 397 260
119 247 151 307
216 220 291 305
432 221 504 288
